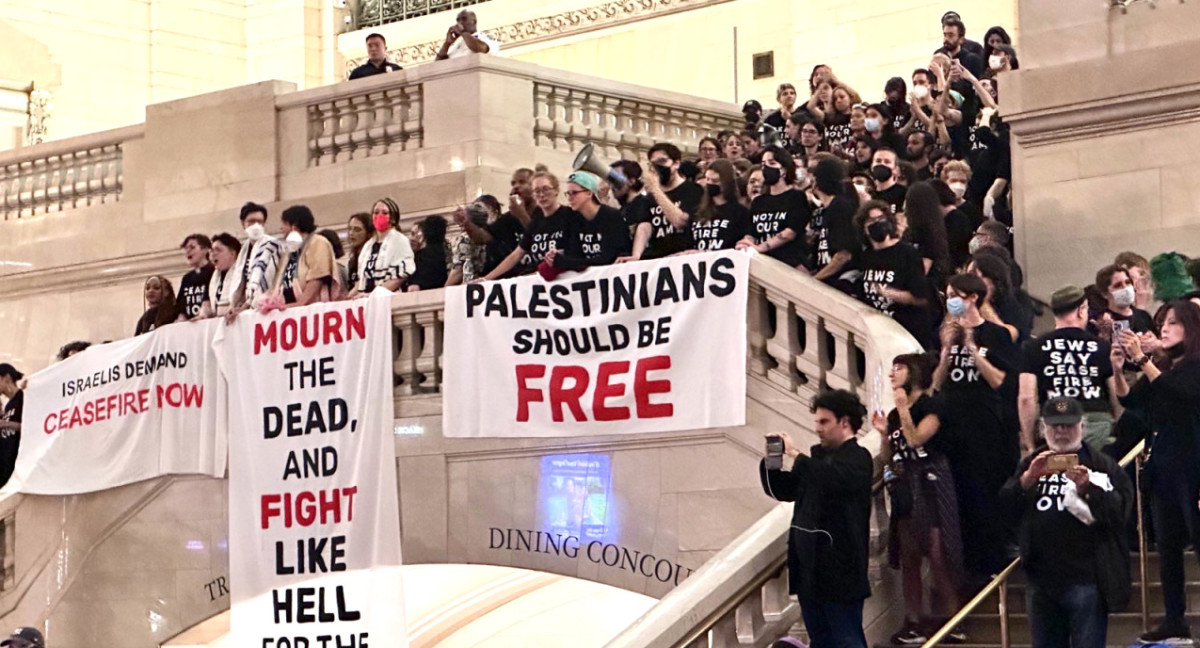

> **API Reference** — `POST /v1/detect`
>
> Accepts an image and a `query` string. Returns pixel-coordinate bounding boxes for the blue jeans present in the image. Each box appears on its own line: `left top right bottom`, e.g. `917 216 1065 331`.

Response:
798 598 867 648
1025 582 1106 648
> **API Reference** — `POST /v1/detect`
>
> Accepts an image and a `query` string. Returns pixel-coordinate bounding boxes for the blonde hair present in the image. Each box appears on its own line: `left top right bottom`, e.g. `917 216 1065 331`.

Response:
941 160 972 182
776 83 797 101
532 171 560 190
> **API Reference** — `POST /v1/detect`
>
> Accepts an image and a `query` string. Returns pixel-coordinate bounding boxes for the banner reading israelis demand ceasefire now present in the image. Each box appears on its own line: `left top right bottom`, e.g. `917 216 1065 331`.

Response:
214 292 407 648
443 251 749 438
15 319 227 495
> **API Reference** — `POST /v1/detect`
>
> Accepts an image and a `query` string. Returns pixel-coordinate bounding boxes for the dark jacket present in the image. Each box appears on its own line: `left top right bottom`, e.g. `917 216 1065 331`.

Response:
759 437 873 602
348 60 402 80
999 444 1133 611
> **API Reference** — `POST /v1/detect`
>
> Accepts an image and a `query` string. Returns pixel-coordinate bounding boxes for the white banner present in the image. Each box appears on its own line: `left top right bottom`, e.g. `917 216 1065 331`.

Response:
214 292 406 648
14 319 227 495
444 251 749 437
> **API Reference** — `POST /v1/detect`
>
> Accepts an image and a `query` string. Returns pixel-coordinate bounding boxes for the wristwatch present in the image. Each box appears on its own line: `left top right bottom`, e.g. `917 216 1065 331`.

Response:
1134 355 1152 367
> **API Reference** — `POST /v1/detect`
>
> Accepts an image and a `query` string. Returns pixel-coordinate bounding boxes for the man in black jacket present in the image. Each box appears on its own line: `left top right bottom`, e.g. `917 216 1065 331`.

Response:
999 397 1132 648
760 390 873 648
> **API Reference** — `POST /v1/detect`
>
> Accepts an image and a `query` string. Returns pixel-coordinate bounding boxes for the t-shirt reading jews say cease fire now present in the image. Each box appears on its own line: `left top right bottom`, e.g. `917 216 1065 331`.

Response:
747 189 811 267
517 205 579 274
688 202 751 252
177 265 215 319
1021 327 1113 413
857 242 933 346
642 181 703 260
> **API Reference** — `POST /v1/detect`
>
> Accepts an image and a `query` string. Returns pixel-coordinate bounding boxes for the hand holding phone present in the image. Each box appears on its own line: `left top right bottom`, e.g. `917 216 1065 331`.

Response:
1046 453 1079 473
765 435 785 471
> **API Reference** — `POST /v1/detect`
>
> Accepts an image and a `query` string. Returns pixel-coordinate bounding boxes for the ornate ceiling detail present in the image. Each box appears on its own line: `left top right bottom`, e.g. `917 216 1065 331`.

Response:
346 0 726 72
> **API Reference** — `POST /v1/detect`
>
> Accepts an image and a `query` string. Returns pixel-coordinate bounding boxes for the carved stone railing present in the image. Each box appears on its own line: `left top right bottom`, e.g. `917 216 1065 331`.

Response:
534 81 744 158
304 83 424 166
0 125 137 220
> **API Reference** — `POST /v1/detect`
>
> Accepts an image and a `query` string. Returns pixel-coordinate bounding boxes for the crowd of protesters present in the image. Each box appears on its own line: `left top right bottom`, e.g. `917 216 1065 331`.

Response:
4 10 1200 648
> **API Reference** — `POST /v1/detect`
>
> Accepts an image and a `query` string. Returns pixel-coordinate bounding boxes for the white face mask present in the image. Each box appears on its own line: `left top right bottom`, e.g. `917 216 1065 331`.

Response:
968 236 984 255
1112 285 1136 308
949 182 967 199
989 55 1004 71
244 223 266 242
864 117 881 133
911 85 929 100
284 231 304 251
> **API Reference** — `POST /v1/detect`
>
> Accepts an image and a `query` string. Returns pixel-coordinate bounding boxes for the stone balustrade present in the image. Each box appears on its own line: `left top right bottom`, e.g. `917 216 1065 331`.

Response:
304 83 424 166
0 125 137 221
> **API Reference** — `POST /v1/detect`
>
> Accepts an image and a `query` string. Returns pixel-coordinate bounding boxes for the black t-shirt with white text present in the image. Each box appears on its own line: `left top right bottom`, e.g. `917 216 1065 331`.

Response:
874 183 908 214
1021 328 1113 413
555 205 632 271
177 265 214 319
484 212 526 276
642 182 703 259
0 390 23 487
619 192 653 229
858 242 934 347
1023 447 1101 587
886 392 951 466
941 320 1018 410
747 189 811 267
809 196 859 273
519 206 579 272
689 202 751 252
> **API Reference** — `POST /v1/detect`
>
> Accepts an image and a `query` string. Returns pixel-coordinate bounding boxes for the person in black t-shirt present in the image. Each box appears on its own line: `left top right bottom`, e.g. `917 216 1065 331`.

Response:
854 201 935 349
0 363 24 488
737 146 810 268
904 131 936 182
870 148 907 214
1019 285 1119 456
1090 264 1155 339
902 181 952 290
689 160 750 252
609 160 653 233
405 216 450 291
177 234 215 321
457 168 533 277
934 273 1020 582
940 18 984 78
482 172 579 280
870 353 962 646
136 275 178 336
999 397 1132 648
347 33 402 80
632 143 702 260
547 171 631 271
762 83 799 131
807 158 860 290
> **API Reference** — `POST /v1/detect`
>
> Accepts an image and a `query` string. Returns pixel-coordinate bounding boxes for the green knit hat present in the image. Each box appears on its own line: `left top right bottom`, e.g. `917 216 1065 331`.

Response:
1150 252 1195 302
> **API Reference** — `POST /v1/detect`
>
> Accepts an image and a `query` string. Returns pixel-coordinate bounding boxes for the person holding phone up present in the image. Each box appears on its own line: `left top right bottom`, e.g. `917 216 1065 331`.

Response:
999 397 1132 648
1112 300 1200 645
759 390 873 648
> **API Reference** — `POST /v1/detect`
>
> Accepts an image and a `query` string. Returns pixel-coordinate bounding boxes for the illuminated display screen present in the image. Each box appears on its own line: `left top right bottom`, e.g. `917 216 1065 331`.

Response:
538 454 612 541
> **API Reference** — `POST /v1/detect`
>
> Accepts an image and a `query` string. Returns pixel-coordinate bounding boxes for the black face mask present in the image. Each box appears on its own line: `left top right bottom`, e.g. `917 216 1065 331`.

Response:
870 164 893 182
654 163 673 185
705 183 722 198
761 166 783 186
867 220 893 243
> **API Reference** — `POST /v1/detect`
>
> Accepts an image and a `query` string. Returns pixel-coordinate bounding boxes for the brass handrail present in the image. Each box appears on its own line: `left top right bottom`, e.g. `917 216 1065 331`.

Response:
919 439 1148 648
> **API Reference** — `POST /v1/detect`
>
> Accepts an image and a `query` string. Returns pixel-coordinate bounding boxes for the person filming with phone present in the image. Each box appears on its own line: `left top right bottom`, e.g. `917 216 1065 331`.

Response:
759 390 873 648
1000 396 1132 648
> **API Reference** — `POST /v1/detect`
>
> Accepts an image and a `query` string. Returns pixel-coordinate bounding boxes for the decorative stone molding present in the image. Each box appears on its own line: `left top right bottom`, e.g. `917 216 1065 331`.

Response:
346 0 735 71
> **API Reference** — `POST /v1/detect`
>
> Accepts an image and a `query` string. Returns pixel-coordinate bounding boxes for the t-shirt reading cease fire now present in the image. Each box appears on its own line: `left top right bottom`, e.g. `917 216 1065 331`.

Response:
177 265 215 319
1021 327 1113 413
689 202 751 252
642 181 703 260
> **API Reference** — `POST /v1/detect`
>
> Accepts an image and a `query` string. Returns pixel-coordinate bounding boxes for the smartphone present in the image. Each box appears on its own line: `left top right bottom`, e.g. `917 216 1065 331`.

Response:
1046 453 1079 473
1112 319 1131 339
765 435 784 471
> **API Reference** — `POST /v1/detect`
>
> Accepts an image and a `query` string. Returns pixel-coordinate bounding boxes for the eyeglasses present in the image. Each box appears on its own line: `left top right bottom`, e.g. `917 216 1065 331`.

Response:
532 187 557 196
564 189 591 198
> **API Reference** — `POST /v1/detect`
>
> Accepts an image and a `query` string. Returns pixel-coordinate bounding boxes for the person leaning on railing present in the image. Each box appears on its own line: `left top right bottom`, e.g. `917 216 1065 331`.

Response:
999 397 1132 648
0 363 25 489
1111 300 1200 645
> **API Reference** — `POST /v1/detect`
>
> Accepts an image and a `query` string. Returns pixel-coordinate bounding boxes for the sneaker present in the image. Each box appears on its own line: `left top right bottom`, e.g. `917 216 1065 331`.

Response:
889 621 927 645
942 624 968 645
1139 620 1194 645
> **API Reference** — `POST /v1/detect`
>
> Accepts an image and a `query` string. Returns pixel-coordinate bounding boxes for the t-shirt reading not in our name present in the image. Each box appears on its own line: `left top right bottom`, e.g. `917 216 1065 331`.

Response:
556 205 631 271
518 206 578 273
642 181 703 260
177 265 215 319
1021 328 1113 412
747 189 811 267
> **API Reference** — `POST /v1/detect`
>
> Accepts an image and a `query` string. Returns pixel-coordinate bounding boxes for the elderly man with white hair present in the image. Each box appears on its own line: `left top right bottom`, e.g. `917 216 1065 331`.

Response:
999 397 1133 648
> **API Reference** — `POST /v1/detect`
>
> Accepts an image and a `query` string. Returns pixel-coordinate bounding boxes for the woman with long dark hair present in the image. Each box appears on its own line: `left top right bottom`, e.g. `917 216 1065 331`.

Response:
902 182 951 289
968 252 1032 343
135 275 178 336
689 159 750 251
1114 301 1200 644
345 212 374 289
872 353 962 644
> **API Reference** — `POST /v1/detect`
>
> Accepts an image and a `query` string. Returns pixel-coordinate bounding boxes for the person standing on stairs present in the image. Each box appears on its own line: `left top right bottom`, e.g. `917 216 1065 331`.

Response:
999 397 1132 648
1112 300 1200 645
760 390 874 648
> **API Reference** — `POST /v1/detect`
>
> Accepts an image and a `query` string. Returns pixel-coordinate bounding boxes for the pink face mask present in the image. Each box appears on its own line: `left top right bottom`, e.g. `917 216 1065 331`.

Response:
373 213 390 232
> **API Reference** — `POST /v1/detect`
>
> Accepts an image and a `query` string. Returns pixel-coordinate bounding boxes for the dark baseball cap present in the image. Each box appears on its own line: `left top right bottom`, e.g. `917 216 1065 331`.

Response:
0 364 22 382
1 628 45 648
1042 397 1084 425
1049 285 1087 314
742 100 763 113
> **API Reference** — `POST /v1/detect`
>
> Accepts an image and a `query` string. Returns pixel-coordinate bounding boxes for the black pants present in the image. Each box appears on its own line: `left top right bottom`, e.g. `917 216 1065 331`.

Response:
1150 472 1200 621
